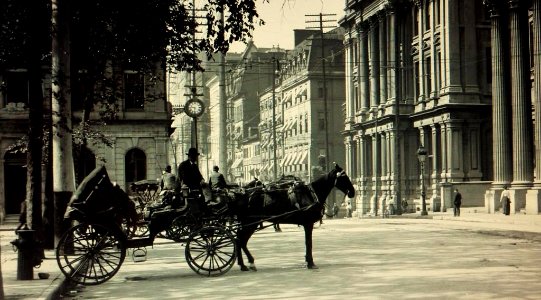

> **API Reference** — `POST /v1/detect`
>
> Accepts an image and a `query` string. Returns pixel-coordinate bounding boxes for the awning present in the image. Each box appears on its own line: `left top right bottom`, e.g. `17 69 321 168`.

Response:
283 119 297 132
284 152 296 166
231 158 243 169
267 162 275 173
289 119 298 131
280 153 291 167
279 119 290 132
290 151 302 165
296 87 307 100
298 150 308 165
283 94 292 104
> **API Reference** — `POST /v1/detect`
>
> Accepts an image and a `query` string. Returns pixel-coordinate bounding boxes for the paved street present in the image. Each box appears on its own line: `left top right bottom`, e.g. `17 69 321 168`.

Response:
60 218 541 300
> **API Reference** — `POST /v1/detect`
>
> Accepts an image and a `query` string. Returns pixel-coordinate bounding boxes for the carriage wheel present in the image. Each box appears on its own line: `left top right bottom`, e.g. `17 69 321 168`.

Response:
56 223 126 285
185 225 236 277
163 214 199 242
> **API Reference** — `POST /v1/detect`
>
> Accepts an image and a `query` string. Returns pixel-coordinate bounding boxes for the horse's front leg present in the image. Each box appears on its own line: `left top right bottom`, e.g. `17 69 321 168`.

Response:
304 223 318 269
237 225 257 271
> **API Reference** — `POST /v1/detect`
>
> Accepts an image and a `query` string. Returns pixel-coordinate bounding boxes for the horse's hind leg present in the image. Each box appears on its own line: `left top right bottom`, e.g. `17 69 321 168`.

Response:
304 223 318 269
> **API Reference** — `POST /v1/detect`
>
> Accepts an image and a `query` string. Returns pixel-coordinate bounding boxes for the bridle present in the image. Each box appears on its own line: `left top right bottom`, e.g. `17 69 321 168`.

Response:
334 170 352 196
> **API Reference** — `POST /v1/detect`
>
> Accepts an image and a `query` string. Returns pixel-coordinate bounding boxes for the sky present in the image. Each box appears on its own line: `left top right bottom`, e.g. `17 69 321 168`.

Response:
229 0 346 53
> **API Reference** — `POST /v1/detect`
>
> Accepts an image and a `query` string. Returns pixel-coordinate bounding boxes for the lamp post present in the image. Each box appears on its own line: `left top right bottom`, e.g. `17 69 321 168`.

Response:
417 146 428 216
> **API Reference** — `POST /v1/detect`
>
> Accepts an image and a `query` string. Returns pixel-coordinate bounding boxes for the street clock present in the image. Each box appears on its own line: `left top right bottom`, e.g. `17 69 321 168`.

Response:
184 99 205 118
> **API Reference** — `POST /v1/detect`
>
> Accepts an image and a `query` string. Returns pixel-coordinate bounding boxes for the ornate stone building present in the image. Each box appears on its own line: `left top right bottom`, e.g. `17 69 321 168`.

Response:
484 0 541 214
340 0 493 215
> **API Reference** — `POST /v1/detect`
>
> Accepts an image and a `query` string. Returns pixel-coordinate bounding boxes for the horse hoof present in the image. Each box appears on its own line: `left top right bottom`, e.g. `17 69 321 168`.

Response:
240 265 250 271
249 266 258 271
307 264 319 270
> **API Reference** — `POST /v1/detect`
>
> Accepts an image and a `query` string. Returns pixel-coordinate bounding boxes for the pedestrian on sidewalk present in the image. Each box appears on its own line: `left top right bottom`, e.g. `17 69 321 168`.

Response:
453 189 462 217
500 185 511 215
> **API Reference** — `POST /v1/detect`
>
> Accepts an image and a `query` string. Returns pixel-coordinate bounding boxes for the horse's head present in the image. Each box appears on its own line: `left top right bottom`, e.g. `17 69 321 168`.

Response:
330 163 355 198
245 177 263 189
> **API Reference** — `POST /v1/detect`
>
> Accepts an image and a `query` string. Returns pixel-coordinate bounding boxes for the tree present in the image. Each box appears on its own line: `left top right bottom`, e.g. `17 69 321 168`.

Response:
1 0 262 290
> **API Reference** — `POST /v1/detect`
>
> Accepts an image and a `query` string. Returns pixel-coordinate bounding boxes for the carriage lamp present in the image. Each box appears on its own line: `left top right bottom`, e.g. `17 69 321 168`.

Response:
417 146 428 216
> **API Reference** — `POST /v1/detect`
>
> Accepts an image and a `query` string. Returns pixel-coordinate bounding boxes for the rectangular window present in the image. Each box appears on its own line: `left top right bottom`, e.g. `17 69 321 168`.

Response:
318 112 325 131
425 58 432 95
435 0 440 25
437 51 443 90
124 71 144 110
4 71 29 105
414 8 419 36
414 61 420 100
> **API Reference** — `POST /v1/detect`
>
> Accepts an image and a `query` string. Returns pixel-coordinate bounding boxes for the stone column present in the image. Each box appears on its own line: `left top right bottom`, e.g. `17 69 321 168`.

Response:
358 133 369 214
430 124 441 210
369 17 380 110
386 4 398 105
509 0 533 186
429 0 438 100
371 132 379 214
415 0 426 104
358 23 370 113
378 12 388 108
487 0 512 187
526 0 541 213
381 131 388 183
345 136 352 176
442 0 461 94
533 0 541 186
440 123 448 182
346 37 355 124
356 134 364 180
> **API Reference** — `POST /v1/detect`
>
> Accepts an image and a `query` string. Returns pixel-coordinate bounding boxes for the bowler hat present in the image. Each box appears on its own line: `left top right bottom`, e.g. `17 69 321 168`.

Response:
186 147 200 156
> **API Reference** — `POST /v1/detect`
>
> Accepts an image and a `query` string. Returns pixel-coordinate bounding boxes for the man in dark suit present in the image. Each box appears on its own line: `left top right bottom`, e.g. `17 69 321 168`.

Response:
177 147 204 191
177 148 206 215
453 189 462 217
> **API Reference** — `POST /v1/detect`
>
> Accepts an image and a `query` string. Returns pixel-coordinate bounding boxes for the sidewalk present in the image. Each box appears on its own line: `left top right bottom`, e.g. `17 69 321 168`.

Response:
1 209 540 299
1 223 66 300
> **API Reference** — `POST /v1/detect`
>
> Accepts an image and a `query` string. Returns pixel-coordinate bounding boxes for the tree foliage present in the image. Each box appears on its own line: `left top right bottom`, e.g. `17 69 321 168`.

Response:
1 0 264 139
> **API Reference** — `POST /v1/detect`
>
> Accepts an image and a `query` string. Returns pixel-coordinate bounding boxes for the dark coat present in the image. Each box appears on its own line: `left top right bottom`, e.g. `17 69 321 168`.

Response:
177 159 203 190
454 192 462 207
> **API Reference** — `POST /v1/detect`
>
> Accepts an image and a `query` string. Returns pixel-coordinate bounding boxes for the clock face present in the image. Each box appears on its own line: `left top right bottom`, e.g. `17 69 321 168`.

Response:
185 99 204 118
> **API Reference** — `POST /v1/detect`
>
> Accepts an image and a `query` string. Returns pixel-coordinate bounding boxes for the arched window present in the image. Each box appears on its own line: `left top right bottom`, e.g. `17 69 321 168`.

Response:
125 148 146 187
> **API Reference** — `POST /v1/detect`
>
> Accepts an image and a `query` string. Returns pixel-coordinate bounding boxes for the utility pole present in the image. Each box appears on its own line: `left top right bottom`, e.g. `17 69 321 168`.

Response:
218 7 228 179
272 57 279 181
185 1 206 156
306 13 336 171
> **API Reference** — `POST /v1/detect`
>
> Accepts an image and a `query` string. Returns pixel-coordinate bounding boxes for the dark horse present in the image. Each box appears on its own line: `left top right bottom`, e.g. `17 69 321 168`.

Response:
230 164 355 271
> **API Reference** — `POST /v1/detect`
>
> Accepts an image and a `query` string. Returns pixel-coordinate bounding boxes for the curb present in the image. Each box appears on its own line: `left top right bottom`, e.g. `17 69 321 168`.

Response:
42 274 68 300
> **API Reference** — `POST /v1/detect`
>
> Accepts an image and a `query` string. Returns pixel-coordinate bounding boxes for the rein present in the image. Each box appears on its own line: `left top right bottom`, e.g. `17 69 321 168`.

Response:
233 202 320 229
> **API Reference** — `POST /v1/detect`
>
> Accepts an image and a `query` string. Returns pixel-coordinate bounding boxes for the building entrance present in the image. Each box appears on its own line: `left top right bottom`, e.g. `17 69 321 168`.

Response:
3 152 26 214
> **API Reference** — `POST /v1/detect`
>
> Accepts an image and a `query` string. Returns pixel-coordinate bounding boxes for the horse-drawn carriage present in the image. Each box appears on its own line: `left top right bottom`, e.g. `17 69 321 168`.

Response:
55 166 237 285
55 164 355 285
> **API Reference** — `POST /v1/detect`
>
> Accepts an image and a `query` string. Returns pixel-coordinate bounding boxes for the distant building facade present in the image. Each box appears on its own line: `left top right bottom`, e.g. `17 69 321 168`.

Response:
272 29 346 183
